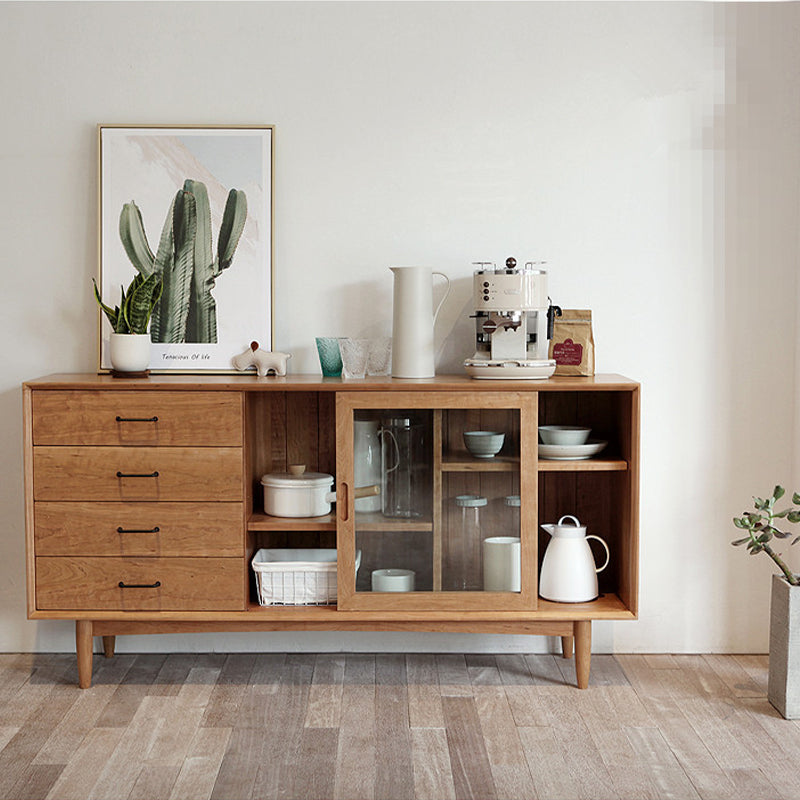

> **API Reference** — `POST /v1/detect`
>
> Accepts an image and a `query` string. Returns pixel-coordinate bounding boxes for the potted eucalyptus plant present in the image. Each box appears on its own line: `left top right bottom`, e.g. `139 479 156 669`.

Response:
733 486 800 718
93 272 163 375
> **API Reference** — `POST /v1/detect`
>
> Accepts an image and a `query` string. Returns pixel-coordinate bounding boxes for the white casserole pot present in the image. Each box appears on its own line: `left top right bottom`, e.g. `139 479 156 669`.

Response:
261 465 378 518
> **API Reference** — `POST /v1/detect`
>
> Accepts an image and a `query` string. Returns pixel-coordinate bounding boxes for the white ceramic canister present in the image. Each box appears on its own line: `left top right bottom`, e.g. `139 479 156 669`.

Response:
483 536 521 592
354 420 382 512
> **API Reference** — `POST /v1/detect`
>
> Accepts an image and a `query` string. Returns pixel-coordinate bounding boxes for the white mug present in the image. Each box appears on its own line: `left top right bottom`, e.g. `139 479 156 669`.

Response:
483 537 521 592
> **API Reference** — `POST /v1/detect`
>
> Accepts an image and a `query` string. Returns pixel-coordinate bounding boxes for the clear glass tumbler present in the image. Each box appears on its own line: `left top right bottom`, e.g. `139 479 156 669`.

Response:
338 338 370 379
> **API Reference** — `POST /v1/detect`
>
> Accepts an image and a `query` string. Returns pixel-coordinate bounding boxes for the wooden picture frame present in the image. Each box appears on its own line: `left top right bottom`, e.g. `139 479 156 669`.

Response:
97 124 273 372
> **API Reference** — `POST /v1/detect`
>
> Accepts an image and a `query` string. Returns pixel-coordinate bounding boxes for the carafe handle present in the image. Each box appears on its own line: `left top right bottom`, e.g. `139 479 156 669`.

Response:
586 535 610 573
378 428 401 473
432 272 451 325
557 515 581 527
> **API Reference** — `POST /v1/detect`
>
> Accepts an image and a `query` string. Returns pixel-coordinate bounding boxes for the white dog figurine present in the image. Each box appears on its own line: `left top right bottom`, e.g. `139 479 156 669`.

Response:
232 342 292 377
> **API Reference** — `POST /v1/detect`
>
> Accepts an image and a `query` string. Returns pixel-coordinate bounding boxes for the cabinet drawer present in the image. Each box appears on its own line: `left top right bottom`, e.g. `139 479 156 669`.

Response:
33 447 243 502
35 556 244 611
34 502 244 557
32 391 243 446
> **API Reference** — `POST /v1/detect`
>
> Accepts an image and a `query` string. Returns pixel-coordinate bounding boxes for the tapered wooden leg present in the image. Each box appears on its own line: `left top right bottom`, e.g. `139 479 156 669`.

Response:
561 636 574 659
102 636 116 658
573 620 591 689
76 620 94 689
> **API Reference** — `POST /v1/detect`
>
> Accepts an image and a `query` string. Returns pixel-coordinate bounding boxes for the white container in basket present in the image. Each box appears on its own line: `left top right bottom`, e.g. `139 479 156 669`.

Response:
252 548 361 606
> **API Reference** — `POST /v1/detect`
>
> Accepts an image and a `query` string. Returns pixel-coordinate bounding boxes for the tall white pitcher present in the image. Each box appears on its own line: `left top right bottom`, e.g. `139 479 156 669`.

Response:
390 266 450 378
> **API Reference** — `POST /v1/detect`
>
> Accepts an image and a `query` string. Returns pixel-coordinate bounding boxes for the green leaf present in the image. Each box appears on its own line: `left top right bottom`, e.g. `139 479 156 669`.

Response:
757 532 773 543
754 497 768 511
792 492 800 505
733 518 747 529
92 279 119 329
793 536 800 546
731 537 750 546
787 511 800 524
773 509 789 519
749 545 763 554
773 486 786 501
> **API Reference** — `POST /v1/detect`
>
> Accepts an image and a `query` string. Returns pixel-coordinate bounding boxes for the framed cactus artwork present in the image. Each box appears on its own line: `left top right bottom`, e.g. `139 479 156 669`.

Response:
97 124 273 372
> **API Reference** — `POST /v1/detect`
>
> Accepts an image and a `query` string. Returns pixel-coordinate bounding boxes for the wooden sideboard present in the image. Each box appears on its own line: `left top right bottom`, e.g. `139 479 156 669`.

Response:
23 373 639 688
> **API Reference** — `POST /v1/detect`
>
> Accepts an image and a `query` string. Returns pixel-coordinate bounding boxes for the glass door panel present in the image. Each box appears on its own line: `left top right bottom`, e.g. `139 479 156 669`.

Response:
337 392 537 611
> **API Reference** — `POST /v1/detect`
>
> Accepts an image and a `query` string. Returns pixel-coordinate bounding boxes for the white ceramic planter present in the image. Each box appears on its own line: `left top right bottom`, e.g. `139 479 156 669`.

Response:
109 333 151 373
769 574 800 719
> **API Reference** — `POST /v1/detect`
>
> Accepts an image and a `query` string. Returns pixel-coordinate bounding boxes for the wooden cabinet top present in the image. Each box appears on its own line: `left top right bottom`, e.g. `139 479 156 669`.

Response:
24 373 639 392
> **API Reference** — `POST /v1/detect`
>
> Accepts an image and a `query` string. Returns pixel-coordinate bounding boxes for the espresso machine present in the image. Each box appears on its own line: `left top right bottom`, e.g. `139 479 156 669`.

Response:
464 257 561 379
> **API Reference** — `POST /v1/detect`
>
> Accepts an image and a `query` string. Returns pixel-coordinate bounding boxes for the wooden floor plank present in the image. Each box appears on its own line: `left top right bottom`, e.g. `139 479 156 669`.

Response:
473 685 536 800
88 696 165 800
209 727 266 800
145 666 220 766
201 653 257 729
46 728 124 800
442 695 497 800
334 661 377 800
519 724 581 800
376 655 415 800
168 727 232 800
625 726 701 800
0 678 79 799
285 727 339 800
437 654 473 697
702 654 764 698
8 763 63 800
34 654 137 765
411 727 457 800
305 653 346 728
407 654 445 728
94 653 167 728
250 654 315 798
127 764 180 800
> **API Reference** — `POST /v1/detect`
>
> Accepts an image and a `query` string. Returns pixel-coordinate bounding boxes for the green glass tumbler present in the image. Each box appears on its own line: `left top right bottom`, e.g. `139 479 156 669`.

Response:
315 337 343 377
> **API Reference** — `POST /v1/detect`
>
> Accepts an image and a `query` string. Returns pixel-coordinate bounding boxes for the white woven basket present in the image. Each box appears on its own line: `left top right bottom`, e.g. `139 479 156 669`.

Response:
252 548 360 606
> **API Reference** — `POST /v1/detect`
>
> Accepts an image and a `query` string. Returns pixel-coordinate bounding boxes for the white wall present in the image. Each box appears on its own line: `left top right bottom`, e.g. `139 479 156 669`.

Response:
1 1 798 655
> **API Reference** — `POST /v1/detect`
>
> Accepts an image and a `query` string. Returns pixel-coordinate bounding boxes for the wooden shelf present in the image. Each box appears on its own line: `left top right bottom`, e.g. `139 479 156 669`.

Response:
351 512 433 532
442 455 520 472
248 512 336 531
537 458 629 472
247 511 434 533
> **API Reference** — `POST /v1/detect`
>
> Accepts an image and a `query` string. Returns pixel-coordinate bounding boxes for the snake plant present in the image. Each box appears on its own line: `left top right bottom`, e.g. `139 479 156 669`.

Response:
93 272 163 335
118 179 247 344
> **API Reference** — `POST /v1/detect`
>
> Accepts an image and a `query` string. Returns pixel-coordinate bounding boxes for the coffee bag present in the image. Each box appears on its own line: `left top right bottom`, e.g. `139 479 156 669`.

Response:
549 309 595 376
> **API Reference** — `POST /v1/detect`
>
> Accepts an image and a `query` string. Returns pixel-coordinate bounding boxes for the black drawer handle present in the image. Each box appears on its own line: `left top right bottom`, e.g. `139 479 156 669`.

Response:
116 471 159 478
115 416 159 422
118 581 161 589
117 526 160 534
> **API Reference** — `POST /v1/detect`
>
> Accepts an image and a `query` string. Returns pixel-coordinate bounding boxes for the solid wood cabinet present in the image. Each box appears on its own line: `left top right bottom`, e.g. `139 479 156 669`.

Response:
23 373 639 689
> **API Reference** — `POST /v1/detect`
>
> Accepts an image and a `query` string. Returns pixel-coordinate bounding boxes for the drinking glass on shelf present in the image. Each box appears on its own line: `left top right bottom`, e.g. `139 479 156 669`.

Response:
315 337 342 377
338 338 370 379
367 337 392 376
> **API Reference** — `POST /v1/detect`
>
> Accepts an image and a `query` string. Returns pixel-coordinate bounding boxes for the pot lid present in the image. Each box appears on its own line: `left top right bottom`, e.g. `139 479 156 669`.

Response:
261 464 333 488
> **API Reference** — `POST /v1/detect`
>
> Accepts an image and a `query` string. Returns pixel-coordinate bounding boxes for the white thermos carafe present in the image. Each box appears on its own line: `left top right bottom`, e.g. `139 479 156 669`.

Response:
390 266 450 378
539 515 610 602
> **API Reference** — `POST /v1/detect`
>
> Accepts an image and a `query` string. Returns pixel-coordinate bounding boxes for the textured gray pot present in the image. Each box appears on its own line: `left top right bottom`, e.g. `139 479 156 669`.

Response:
768 574 800 719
